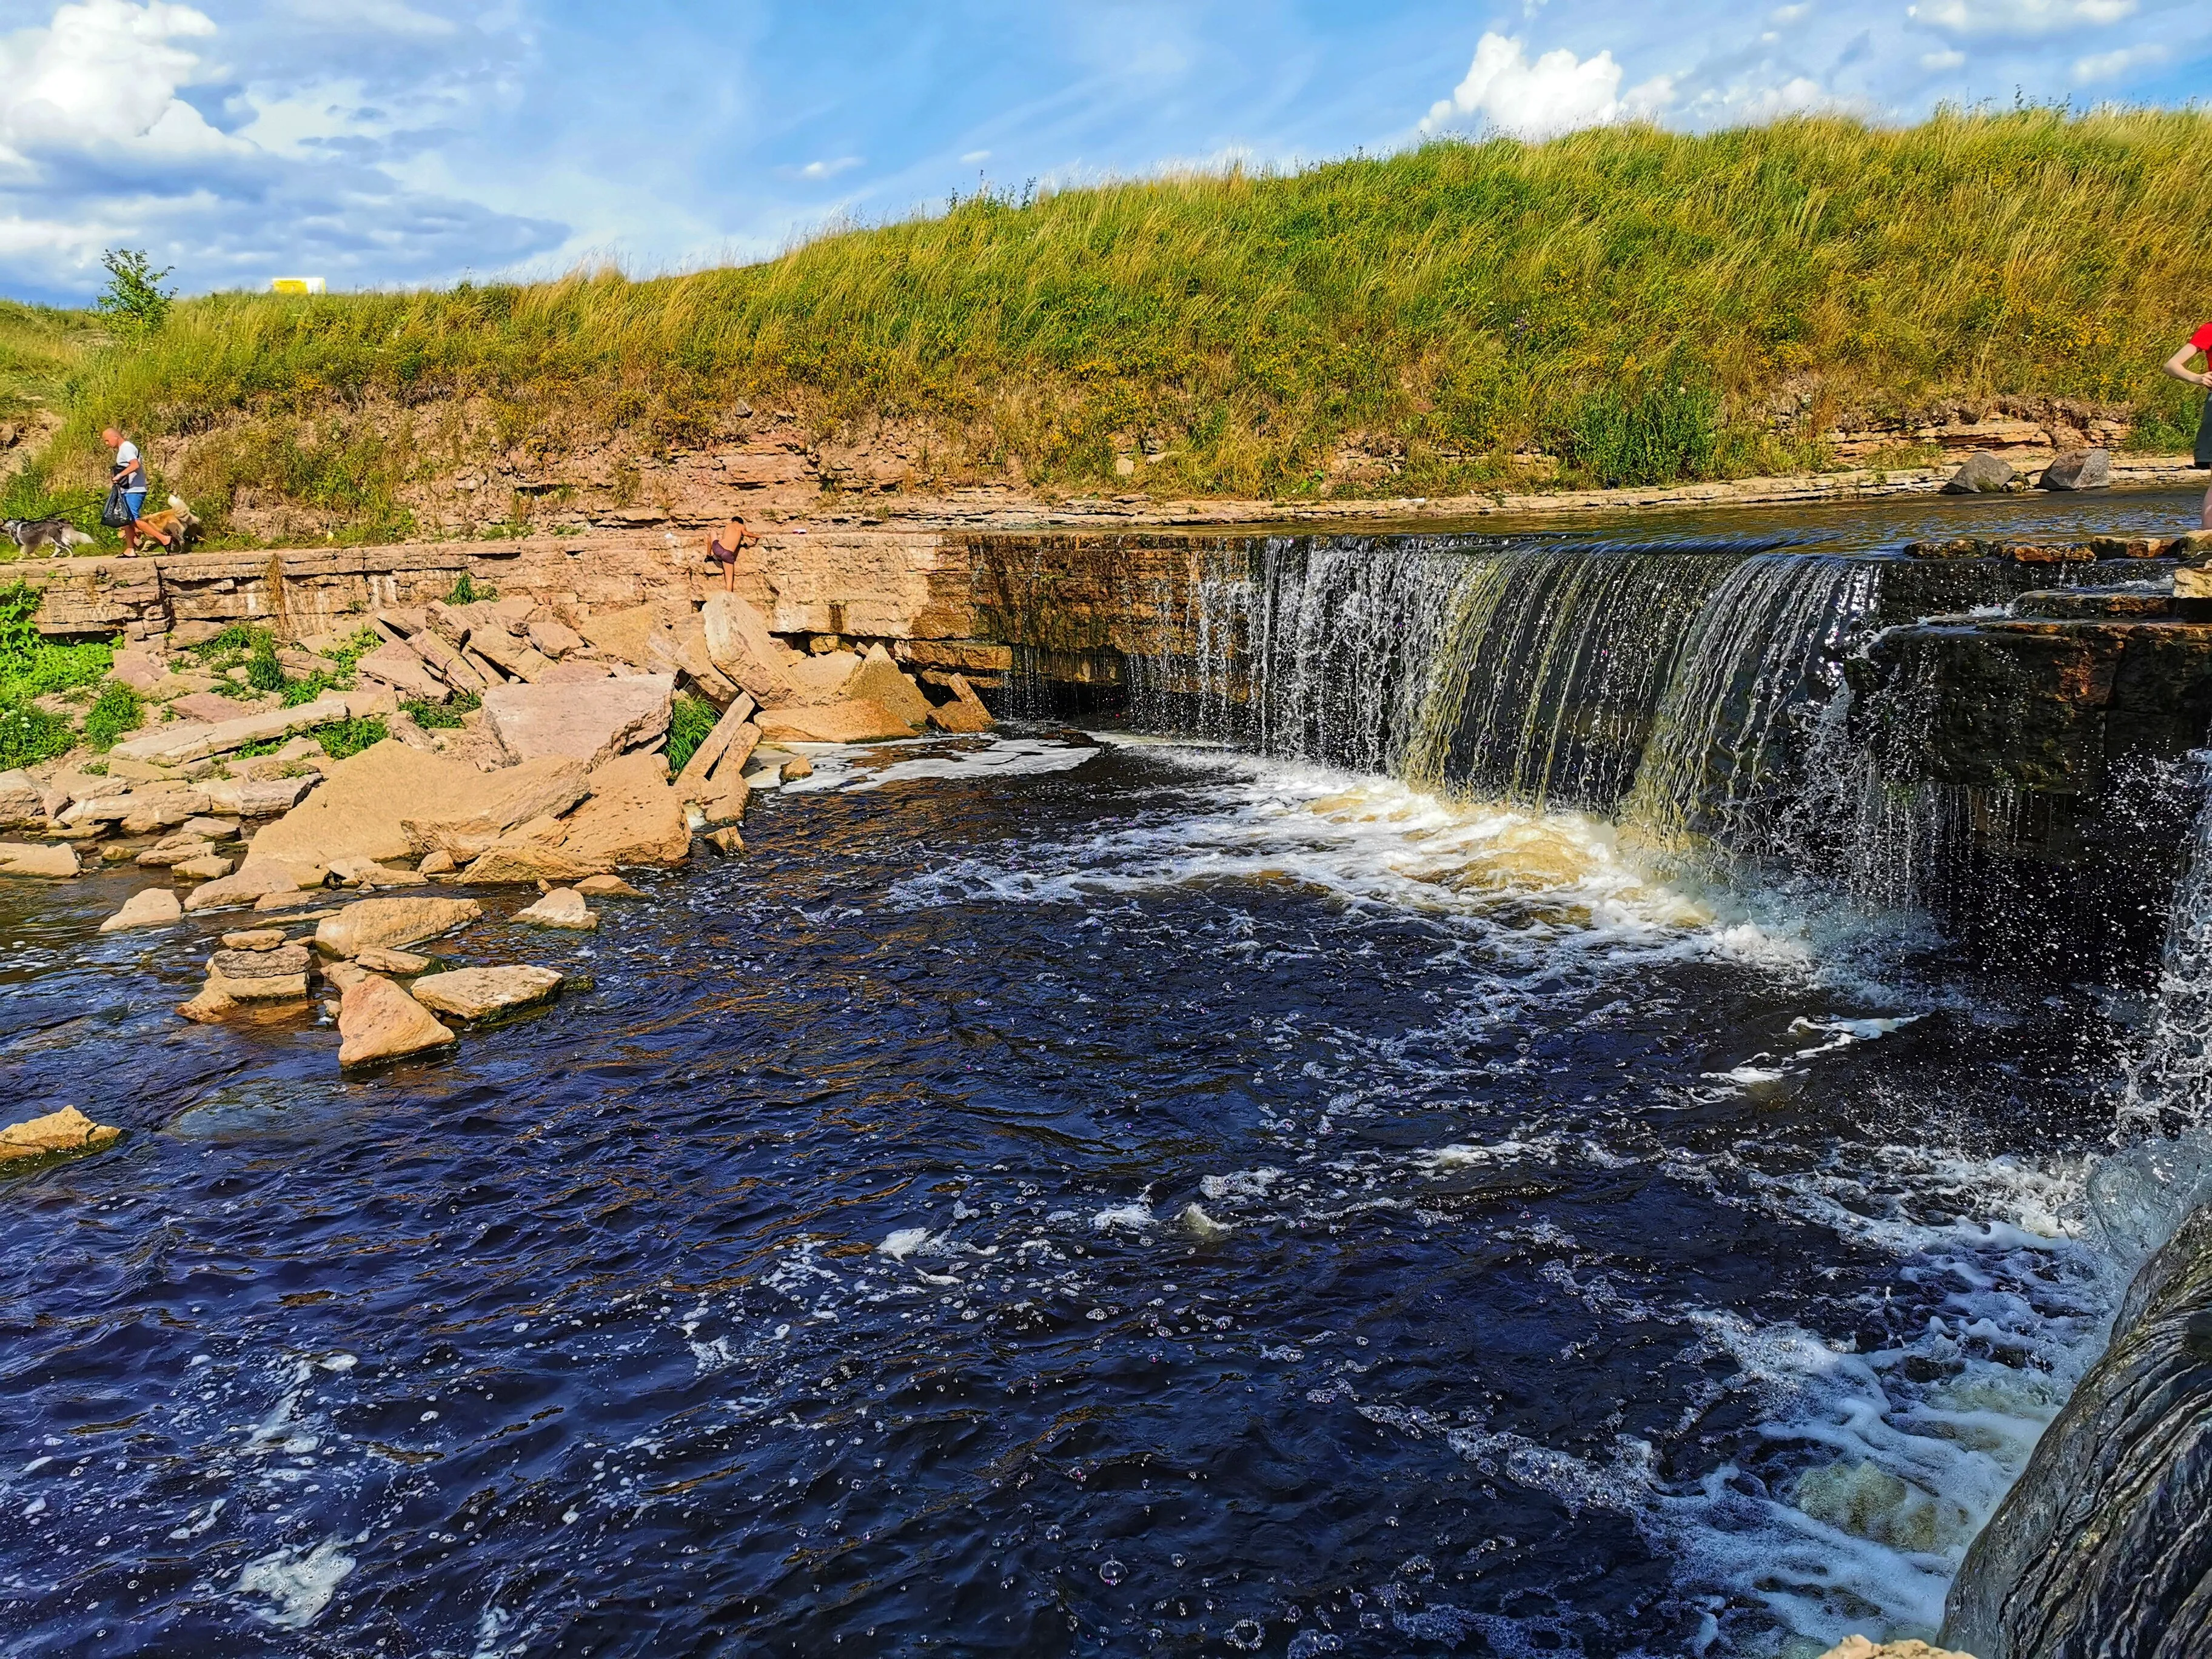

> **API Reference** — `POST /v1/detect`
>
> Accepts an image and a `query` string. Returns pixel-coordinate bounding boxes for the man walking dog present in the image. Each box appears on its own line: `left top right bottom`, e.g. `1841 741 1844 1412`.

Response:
2162 324 2212 531
102 426 170 554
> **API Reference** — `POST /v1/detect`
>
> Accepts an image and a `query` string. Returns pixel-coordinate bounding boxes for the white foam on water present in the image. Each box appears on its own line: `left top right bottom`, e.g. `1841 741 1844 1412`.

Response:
782 735 1098 794
1091 1202 1155 1233
877 1227 936 1261
234 1536 355 1629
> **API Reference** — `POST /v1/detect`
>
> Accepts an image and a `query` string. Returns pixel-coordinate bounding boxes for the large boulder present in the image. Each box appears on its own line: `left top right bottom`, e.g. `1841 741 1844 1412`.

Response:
201 774 318 819
926 672 996 734
785 651 862 705
843 646 934 729
700 594 798 703
2039 447 2113 491
315 896 483 959
411 965 563 1022
100 888 183 933
0 842 79 878
481 674 674 769
337 975 456 1069
554 752 692 867
0 1105 120 1166
0 770 43 828
756 700 919 743
1942 451 2014 494
250 741 588 868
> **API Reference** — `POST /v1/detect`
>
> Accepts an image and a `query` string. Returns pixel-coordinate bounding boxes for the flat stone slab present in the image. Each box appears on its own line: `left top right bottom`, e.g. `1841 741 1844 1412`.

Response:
100 888 183 933
0 842 78 878
316 896 483 959
337 974 456 1069
482 674 673 771
0 1105 120 1165
112 695 354 764
410 965 564 1022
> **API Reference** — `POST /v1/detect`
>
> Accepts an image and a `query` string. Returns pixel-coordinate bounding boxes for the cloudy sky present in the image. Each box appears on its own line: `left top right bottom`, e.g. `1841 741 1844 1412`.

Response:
0 0 2202 303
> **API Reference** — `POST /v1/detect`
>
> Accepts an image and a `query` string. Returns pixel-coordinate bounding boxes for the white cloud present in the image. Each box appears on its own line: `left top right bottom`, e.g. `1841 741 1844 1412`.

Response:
2072 40 2165 78
0 0 231 165
797 155 862 180
1908 0 2137 36
961 148 991 163
1421 32 1672 141
1920 47 1968 68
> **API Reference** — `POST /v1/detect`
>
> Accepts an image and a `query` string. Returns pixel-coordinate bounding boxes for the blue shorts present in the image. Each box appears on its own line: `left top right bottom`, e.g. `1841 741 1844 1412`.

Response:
122 489 146 520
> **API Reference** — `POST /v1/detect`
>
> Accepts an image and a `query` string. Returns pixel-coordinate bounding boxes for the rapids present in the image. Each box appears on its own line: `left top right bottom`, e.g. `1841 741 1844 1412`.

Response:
3 488 2209 1658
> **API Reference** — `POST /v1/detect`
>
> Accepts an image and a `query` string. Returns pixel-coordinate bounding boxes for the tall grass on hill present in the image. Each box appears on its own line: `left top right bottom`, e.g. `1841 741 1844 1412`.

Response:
52 108 2212 526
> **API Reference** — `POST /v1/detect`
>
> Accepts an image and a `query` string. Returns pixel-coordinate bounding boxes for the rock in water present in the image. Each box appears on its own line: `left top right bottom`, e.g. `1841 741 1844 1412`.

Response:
355 947 431 976
2039 447 2111 491
184 857 320 913
337 975 457 1068
481 675 674 770
843 646 934 731
0 1105 121 1166
315 896 483 959
515 888 597 930
253 740 588 870
925 672 996 734
100 887 183 933
221 928 287 950
576 873 641 897
1942 451 2014 494
756 700 917 744
171 854 235 882
206 944 314 1002
779 757 814 783
1817 1643 1975 1659
0 842 79 879
410 965 564 1022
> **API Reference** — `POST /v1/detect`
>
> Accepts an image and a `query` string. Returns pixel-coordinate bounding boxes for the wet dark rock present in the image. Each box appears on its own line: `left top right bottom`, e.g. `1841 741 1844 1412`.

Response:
1942 451 2015 493
1945 1203 2212 1658
2037 447 2111 491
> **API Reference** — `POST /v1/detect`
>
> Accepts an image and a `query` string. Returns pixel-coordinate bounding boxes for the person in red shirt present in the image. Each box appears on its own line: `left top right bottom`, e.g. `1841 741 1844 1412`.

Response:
2162 323 2212 528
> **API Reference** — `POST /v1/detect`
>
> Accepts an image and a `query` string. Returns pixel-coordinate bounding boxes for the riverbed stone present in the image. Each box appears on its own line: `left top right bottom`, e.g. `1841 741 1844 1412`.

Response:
514 887 597 930
1816 1641 1974 1659
779 756 814 782
183 856 318 912
2038 447 2111 491
844 645 934 729
0 1105 121 1165
0 842 78 878
172 853 235 882
576 873 640 897
204 943 313 1002
337 974 456 1068
253 740 588 868
925 672 996 734
200 774 319 819
355 947 431 975
181 816 240 841
100 887 183 933
221 928 287 951
755 699 917 744
315 896 483 959
1942 451 2014 494
410 964 563 1022
0 769 44 828
481 674 674 771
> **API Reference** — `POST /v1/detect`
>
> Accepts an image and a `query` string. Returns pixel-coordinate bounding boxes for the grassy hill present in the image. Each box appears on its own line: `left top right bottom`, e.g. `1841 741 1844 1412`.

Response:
23 106 2212 542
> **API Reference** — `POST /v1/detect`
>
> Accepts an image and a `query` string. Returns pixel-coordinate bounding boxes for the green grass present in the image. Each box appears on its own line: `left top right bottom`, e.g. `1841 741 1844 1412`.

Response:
665 694 720 776
81 682 142 750
0 580 112 761
20 107 2212 526
310 716 386 759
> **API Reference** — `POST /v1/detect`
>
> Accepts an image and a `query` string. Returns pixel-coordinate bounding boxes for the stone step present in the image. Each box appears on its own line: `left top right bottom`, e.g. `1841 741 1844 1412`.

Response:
2013 589 2174 620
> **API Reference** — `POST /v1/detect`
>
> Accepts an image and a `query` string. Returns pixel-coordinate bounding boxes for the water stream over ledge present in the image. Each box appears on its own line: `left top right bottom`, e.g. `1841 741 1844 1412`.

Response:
5 489 2211 1658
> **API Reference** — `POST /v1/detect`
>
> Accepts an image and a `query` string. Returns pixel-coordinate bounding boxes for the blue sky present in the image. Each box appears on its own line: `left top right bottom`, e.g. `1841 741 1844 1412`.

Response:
0 0 2203 303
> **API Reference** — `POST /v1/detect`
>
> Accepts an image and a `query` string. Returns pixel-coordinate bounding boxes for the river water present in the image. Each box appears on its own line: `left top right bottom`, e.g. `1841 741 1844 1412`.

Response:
1 489 2207 1658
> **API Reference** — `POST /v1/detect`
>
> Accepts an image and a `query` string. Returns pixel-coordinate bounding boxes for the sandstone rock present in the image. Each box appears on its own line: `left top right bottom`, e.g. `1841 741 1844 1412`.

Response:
925 672 996 734
172 854 235 882
700 594 799 703
2038 447 2111 491
110 648 165 692
98 841 136 863
845 645 934 729
779 756 814 782
315 896 483 959
206 943 313 1001
785 651 863 705
252 741 588 868
201 774 318 818
756 700 917 743
0 769 43 828
337 974 456 1068
469 626 558 683
576 873 640 897
1815 1640 1974 1659
418 850 457 876
703 826 745 856
694 772 749 830
320 959 369 991
1942 452 2014 494
377 606 427 637
355 642 447 702
100 888 183 933
120 794 208 836
176 985 238 1023
172 690 256 724
528 617 586 660
0 842 78 878
515 887 597 930
541 660 615 682
481 674 673 770
551 751 692 868
355 946 431 975
398 758 590 860
111 695 354 764
460 842 605 883
184 856 320 912
411 964 563 1022
182 816 240 840
0 1105 120 1165
221 928 286 950
137 837 215 868
59 794 136 826
2175 565 2212 602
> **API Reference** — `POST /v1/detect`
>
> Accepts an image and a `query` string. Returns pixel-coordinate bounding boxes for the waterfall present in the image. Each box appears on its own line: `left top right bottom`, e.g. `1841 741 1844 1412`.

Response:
2119 763 2212 1143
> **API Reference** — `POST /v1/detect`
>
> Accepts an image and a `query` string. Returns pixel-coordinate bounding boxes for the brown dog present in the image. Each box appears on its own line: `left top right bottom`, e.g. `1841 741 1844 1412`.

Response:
130 494 198 554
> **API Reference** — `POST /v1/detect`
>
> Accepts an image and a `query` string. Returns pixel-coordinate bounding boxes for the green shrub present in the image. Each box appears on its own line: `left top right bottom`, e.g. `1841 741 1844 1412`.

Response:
665 694 720 776
446 574 493 605
1555 375 1723 488
310 716 387 759
81 682 142 749
280 672 336 706
0 700 73 767
189 623 263 660
245 631 285 691
320 626 383 675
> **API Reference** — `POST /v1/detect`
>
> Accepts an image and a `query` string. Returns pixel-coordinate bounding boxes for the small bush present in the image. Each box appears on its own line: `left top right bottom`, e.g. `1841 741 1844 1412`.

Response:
1556 376 1723 488
446 573 493 605
401 696 463 729
81 682 142 749
190 623 263 660
665 694 720 776
280 672 336 706
0 700 73 767
320 626 383 675
310 716 387 759
245 632 285 691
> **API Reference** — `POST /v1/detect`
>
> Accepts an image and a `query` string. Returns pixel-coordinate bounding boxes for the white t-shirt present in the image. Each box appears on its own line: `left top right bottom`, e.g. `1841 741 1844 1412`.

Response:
113 440 140 474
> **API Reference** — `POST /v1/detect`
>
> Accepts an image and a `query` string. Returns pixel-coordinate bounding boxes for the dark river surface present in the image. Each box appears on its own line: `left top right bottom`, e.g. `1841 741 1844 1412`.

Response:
2 489 2204 1659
